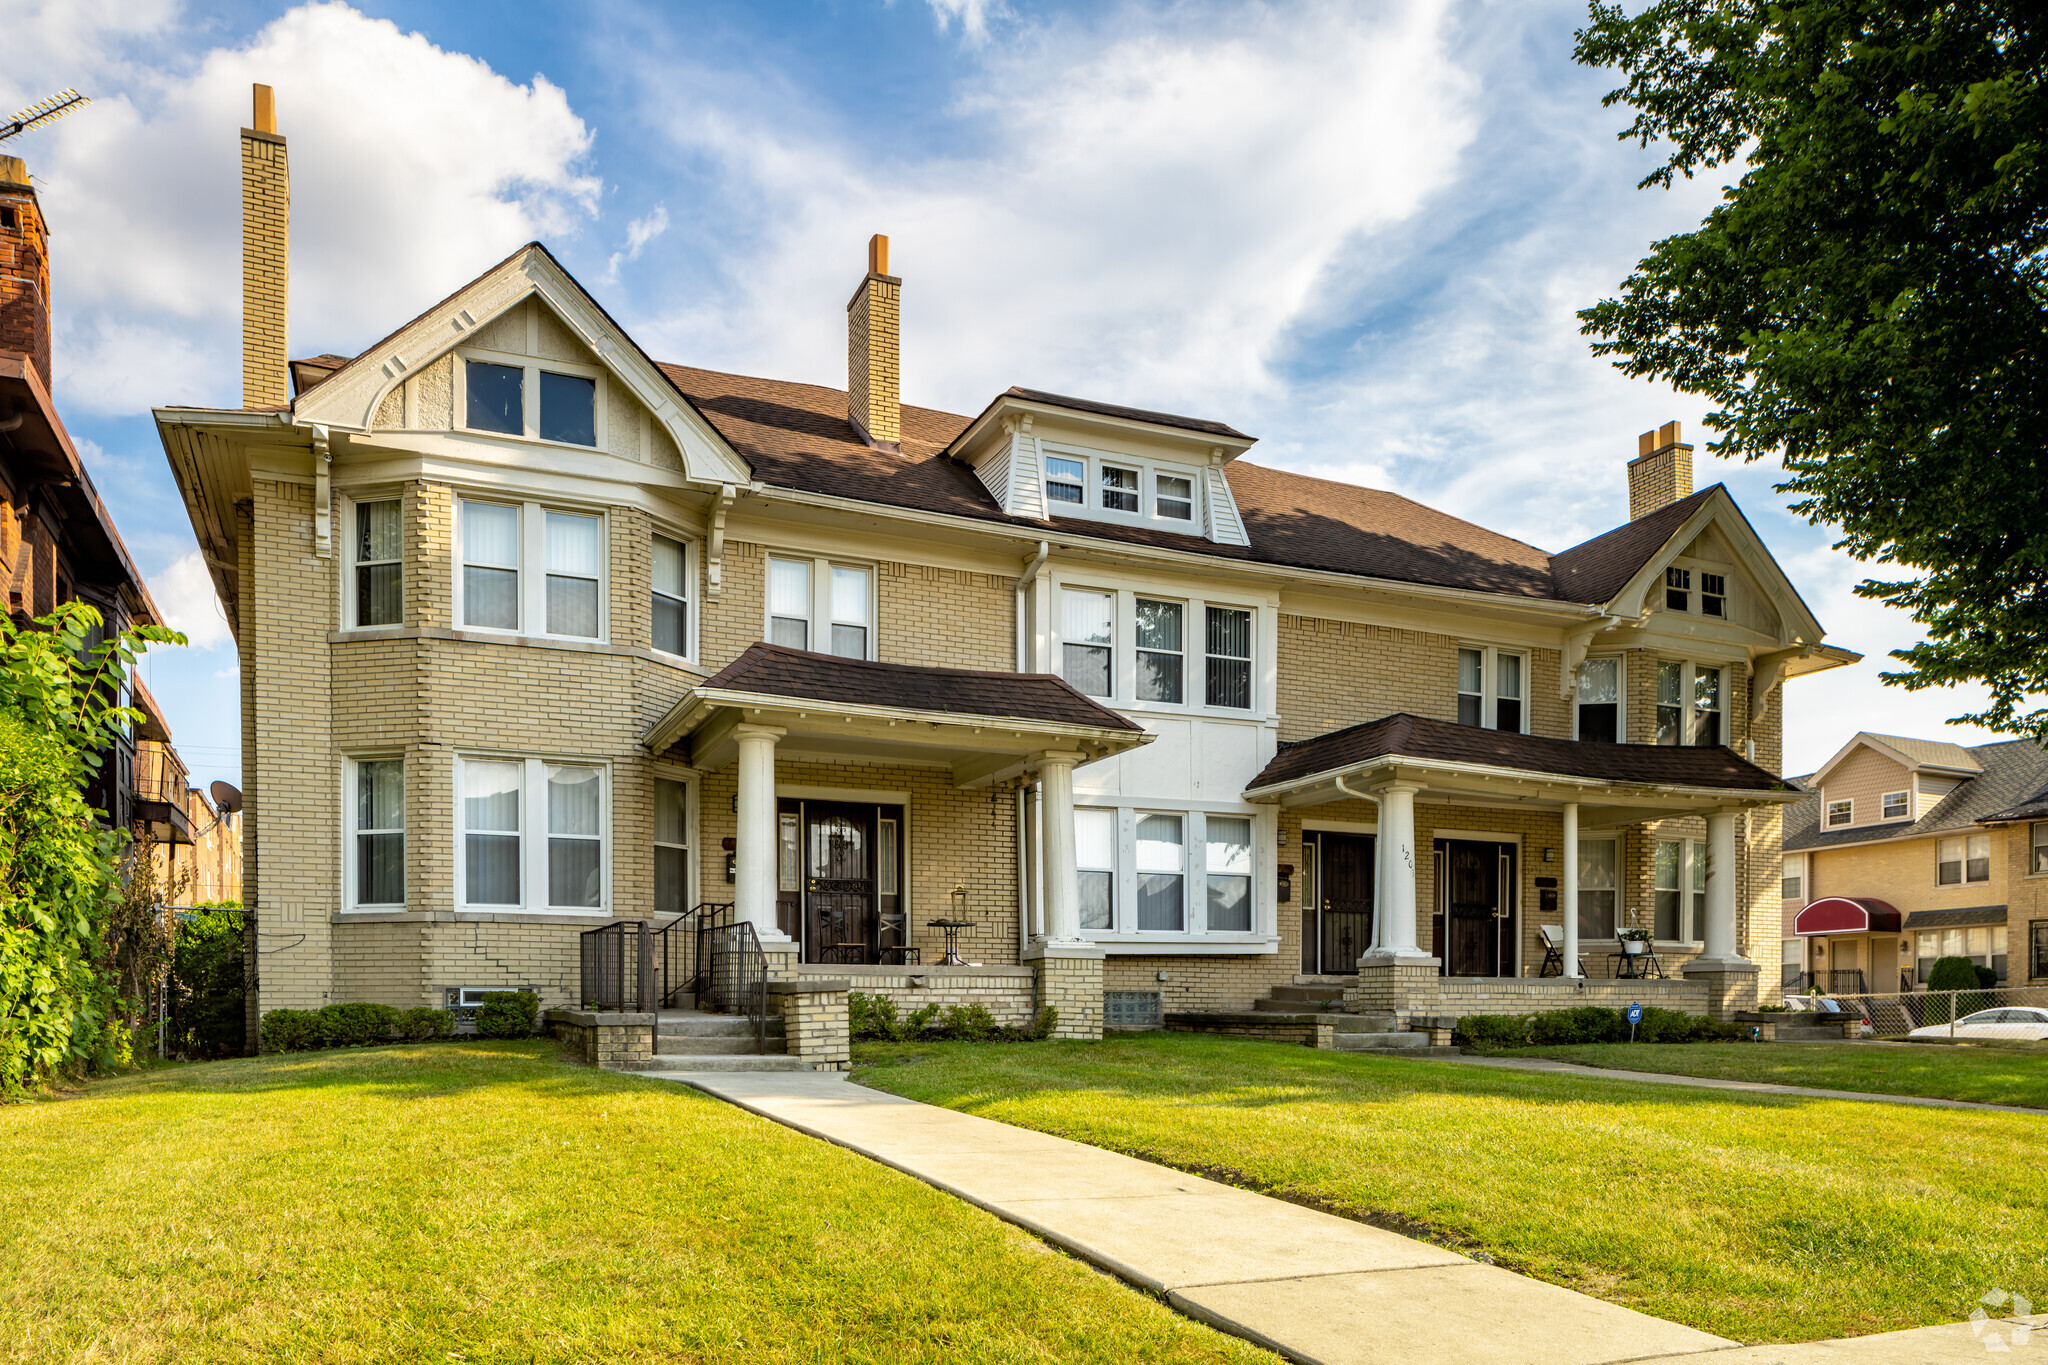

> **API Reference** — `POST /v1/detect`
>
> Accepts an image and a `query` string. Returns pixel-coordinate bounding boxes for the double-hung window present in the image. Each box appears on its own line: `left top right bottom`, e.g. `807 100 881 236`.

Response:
1076 809 1116 930
654 777 689 917
1665 566 1690 611
1135 813 1185 931
1060 588 1114 697
1045 456 1085 506
460 756 608 911
1135 598 1184 703
1575 658 1619 742
1781 854 1802 900
2034 822 2048 875
652 534 689 657
1826 799 1852 827
459 499 605 639
1205 606 1252 709
1919 927 2004 982
1700 572 1726 618
1205 816 1253 932
2032 921 2048 979
1882 790 1909 820
1656 661 1725 746
1577 837 1618 940
1654 839 1708 941
1156 474 1193 521
351 757 404 908
766 555 873 659
1038 446 1204 532
1101 465 1140 512
352 499 402 628
1938 833 1991 885
1457 646 1526 732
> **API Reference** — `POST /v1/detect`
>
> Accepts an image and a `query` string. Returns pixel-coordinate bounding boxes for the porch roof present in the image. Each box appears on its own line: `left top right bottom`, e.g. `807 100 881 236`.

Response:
1794 897 1904 935
1243 712 1801 815
643 643 1150 781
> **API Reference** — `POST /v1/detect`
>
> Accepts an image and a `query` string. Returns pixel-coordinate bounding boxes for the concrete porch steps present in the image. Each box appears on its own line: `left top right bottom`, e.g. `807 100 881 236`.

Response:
634 1053 813 1073
642 1009 796 1070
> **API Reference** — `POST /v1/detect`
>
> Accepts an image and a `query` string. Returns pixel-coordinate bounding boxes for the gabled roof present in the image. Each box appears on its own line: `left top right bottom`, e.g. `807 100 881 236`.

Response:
1548 486 1718 604
1784 738 2048 850
1807 730 1985 789
1245 712 1792 795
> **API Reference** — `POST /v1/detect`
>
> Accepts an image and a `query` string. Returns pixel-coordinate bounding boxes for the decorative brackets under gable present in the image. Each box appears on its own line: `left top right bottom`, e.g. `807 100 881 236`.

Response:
706 484 736 599
1748 644 1811 724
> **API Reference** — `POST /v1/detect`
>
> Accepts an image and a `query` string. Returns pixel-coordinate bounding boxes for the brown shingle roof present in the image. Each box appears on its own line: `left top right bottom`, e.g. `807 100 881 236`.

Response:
1546 486 1718 604
699 642 1145 732
1001 386 1251 440
1245 712 1793 794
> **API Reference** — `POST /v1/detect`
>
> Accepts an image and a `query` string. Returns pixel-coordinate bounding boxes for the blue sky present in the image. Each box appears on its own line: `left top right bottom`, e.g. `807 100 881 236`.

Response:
2 0 2006 786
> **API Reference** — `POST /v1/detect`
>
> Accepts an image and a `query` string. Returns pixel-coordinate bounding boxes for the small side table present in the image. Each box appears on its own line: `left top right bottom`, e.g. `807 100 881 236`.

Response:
926 919 976 966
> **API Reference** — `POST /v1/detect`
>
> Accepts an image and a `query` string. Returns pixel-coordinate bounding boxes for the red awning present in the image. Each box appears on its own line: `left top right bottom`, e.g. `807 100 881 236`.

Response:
1793 897 1903 935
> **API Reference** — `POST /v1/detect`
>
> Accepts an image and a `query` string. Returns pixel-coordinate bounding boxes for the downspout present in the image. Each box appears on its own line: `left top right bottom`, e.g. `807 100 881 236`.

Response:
1014 539 1050 671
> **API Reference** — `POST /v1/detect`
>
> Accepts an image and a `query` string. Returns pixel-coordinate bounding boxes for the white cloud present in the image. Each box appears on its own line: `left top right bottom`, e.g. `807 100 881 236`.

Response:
2 1 600 413
148 550 232 650
926 0 1008 45
601 204 669 284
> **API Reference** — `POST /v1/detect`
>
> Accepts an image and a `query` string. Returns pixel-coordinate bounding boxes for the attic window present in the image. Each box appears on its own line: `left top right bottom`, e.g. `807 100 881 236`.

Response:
1701 572 1726 617
1046 456 1084 505
540 372 596 446
1665 566 1690 611
1156 473 1193 521
467 362 523 435
1101 465 1139 513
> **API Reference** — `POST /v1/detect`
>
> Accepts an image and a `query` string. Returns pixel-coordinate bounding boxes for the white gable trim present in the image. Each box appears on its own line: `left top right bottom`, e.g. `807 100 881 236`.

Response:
1602 488 1823 644
292 246 752 489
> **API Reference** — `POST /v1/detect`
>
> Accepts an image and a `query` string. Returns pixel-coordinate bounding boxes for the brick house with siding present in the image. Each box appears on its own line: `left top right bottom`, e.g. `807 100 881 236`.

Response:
156 90 1853 1053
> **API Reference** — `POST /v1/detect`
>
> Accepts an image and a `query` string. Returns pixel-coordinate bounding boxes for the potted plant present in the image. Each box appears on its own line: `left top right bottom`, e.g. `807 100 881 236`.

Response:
1617 926 1650 956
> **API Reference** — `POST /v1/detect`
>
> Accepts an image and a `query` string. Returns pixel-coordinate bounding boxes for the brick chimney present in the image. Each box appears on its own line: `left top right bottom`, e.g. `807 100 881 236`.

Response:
846 233 900 450
241 84 290 409
1627 420 1694 520
0 154 52 391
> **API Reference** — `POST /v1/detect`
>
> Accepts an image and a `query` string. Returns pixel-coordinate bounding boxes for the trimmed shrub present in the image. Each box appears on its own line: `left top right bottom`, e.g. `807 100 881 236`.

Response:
848 991 899 1041
1925 956 1993 1022
1527 1005 1629 1046
475 990 540 1038
1028 1005 1059 1040
401 1006 454 1041
901 1003 941 1039
318 1001 401 1046
261 1008 321 1052
1455 1013 1531 1049
940 1003 998 1041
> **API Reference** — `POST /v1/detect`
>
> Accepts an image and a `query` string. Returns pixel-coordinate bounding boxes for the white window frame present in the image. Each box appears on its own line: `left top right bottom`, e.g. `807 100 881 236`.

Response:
1050 579 1264 715
1067 803 1269 946
453 497 609 642
1573 656 1624 741
1938 832 1991 887
342 754 405 911
1038 441 1205 535
650 531 696 661
1826 799 1853 827
1133 809 1188 934
1075 806 1116 932
1576 835 1620 941
652 771 694 918
1781 853 1803 901
343 494 404 631
1456 644 1529 734
1881 790 1910 821
453 754 611 915
1155 471 1194 522
1653 837 1708 945
1044 454 1086 507
1656 660 1730 747
762 553 875 660
455 348 608 450
1133 595 1186 705
2033 822 2048 877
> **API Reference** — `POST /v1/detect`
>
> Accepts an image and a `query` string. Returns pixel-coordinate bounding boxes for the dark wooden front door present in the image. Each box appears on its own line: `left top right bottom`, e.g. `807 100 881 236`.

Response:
1316 833 1375 974
1442 840 1515 977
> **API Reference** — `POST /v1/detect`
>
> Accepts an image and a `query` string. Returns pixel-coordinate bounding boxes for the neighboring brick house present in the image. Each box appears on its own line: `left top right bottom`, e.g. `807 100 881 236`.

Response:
157 90 1853 1051
1780 732 2048 994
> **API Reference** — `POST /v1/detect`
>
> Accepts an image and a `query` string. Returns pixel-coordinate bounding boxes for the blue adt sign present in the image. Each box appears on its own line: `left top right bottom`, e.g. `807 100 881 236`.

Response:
1627 1002 1643 1026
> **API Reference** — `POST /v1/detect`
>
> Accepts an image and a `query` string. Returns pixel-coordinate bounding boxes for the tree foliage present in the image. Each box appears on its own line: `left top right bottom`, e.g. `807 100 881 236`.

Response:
1575 2 2048 735
0 602 182 1093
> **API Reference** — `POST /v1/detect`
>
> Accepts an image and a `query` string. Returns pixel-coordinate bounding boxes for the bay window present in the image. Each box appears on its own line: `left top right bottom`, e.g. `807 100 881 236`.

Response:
1076 809 1116 930
458 498 607 639
1135 813 1185 931
352 499 402 628
1457 645 1527 732
1205 816 1253 932
1577 837 1618 940
459 756 608 912
1056 585 1258 711
1135 598 1184 703
652 534 689 657
1575 657 1619 743
766 554 873 659
350 757 404 908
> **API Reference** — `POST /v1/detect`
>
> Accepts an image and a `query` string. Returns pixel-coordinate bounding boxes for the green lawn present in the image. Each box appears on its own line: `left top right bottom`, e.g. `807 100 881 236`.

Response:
852 1033 2046 1344
1498 1041 2048 1107
0 1041 1269 1365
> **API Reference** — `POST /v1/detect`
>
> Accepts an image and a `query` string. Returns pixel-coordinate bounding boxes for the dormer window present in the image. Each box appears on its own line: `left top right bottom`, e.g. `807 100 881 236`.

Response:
1700 572 1726 617
1665 567 1690 611
1156 474 1193 521
1102 465 1139 512
1046 457 1085 505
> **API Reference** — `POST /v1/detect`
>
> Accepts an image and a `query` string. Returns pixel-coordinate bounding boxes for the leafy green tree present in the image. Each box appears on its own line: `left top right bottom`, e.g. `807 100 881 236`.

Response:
1575 2 2048 735
0 602 182 1092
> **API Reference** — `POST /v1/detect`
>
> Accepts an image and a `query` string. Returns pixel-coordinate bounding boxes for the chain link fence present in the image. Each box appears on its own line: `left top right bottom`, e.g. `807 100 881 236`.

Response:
1777 984 2048 1041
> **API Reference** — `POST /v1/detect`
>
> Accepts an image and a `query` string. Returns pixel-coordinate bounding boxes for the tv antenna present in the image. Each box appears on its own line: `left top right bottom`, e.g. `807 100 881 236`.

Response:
1 90 92 144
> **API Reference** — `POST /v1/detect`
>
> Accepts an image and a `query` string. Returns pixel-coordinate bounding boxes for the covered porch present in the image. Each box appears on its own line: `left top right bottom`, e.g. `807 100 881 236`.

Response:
1246 713 1803 1018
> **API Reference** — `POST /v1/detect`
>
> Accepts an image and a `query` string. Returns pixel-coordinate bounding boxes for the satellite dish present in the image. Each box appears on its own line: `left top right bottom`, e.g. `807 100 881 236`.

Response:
210 780 243 814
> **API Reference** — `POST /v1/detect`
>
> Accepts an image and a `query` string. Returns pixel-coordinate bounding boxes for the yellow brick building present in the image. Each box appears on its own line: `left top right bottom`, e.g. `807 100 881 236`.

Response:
154 96 1854 1053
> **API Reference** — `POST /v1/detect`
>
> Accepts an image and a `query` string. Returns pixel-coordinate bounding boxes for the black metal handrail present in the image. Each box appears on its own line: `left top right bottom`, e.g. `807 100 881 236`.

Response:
579 920 655 1012
703 919 768 1054
651 901 732 1009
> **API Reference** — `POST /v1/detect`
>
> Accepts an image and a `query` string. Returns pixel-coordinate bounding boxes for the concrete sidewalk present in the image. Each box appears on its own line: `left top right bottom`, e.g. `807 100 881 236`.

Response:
653 1069 2037 1365
1381 1052 2047 1115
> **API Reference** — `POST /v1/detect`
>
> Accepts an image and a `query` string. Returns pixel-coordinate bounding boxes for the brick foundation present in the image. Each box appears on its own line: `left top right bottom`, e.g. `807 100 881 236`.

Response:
546 1008 653 1069
1026 946 1105 1040
771 979 851 1070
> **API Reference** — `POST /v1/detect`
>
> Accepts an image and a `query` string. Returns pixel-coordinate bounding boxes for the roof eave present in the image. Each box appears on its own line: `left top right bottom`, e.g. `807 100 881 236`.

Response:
643 685 1152 758
1243 751 1801 806
944 391 1258 464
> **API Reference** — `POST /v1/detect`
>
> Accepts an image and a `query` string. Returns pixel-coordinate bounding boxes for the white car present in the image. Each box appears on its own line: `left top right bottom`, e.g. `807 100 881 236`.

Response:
1907 1007 2048 1042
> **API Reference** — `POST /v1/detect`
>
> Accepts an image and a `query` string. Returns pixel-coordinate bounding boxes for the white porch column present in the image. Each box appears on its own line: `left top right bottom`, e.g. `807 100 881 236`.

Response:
1361 782 1431 963
1561 800 1581 978
1702 808 1740 960
733 724 791 945
1037 750 1084 943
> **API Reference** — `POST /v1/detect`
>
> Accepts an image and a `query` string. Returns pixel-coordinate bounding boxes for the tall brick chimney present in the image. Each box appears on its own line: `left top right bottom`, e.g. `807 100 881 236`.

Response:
846 233 900 450
1627 420 1694 520
0 154 52 391
241 83 290 409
